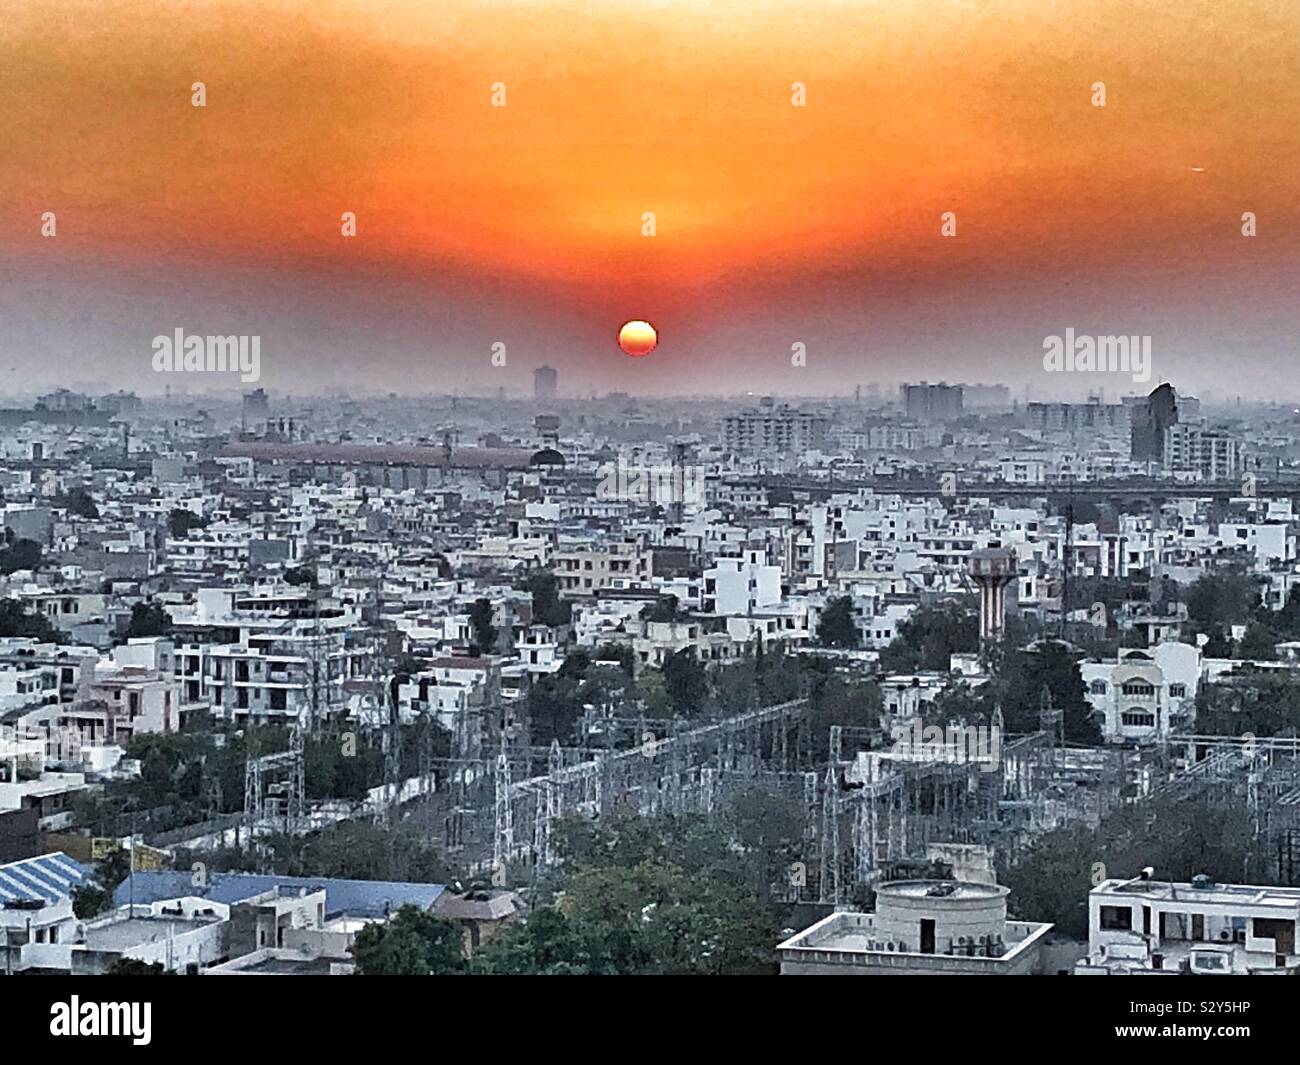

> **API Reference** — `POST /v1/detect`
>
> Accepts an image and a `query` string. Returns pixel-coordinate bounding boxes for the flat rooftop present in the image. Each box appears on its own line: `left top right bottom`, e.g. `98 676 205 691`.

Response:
779 911 1052 960
84 914 217 952
1098 878 1300 909
876 879 1007 901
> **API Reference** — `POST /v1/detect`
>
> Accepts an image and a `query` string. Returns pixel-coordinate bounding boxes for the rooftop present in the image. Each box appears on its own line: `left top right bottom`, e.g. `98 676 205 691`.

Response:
1096 876 1300 910
112 870 443 919
0 852 88 904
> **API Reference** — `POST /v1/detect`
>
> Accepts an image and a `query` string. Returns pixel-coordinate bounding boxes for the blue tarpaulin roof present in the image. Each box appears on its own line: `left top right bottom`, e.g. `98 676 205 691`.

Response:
0 853 88 904
112 870 444 919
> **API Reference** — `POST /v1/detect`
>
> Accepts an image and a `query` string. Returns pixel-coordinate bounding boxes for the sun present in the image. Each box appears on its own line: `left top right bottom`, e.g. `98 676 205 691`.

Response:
618 320 657 357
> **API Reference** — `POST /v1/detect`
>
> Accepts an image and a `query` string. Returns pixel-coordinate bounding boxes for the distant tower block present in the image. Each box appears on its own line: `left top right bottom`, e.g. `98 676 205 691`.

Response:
533 365 558 402
969 547 1018 645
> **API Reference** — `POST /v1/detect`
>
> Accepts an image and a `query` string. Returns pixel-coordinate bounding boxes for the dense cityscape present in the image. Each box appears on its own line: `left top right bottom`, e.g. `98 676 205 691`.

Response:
2 376 1299 982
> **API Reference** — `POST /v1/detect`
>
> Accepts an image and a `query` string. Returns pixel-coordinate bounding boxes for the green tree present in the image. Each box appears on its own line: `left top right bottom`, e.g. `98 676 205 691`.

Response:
1195 672 1300 737
0 538 43 574
1236 621 1279 660
468 598 496 654
166 508 206 539
526 569 571 628
1203 628 1234 657
1186 571 1259 634
878 601 978 673
351 904 464 975
816 596 858 649
478 807 783 975
594 642 635 677
0 599 63 641
995 639 1102 744
283 565 317 587
105 958 167 975
639 596 680 623
1006 798 1268 939
57 487 99 519
126 601 171 639
634 669 673 719
662 648 707 717
72 847 133 919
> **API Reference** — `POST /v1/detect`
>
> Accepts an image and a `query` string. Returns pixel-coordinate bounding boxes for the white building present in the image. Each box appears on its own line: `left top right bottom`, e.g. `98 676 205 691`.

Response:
1081 643 1200 744
703 551 781 616
778 880 1052 975
1077 873 1300 974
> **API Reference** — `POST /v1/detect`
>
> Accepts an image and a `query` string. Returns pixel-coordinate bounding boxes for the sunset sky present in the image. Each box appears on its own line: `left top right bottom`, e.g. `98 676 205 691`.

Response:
1 0 1297 398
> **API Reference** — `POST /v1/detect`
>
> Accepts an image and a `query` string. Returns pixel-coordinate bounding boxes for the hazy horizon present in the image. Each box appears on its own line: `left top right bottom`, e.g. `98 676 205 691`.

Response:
3 0 1297 399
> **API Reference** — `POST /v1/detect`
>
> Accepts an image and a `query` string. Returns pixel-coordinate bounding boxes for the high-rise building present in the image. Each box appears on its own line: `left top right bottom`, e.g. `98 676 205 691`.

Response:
1163 423 1243 480
1130 383 1178 462
722 404 829 455
534 365 558 402
902 382 964 422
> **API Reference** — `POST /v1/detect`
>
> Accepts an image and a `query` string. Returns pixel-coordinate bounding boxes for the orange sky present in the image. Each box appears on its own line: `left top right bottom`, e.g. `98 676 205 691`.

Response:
2 0 1298 395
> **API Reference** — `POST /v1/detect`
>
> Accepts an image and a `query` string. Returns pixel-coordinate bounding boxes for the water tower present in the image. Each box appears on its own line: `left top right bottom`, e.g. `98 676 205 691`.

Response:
968 547 1018 645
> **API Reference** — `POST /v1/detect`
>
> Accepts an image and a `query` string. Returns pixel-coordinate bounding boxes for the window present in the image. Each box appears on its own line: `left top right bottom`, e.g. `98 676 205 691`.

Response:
1121 680 1155 697
1090 680 1108 695
1100 906 1133 930
1169 684 1186 698
1122 711 1155 728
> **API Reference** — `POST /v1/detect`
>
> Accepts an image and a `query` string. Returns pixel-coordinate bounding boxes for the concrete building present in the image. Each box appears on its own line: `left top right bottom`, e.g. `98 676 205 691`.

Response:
778 879 1052 974
1163 422 1244 481
533 365 558 402
1077 873 1300 974
702 551 781 616
902 382 963 422
554 538 652 599
722 404 829 456
1081 643 1199 744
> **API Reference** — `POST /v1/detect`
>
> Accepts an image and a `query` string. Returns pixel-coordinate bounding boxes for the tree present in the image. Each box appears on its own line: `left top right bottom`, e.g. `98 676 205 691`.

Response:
468 905 585 975
1236 621 1279 661
639 596 680 623
1006 797 1268 939
476 806 784 975
166 508 206 539
0 599 62 641
468 598 496 654
816 596 858 649
351 904 464 975
264 822 457 884
661 648 707 717
1195 672 1300 738
526 569 571 628
594 642 635 677
529 671 586 744
1186 571 1259 634
878 601 978 673
995 639 1102 744
72 847 133 918
0 538 43 574
283 565 317 588
1202 628 1234 657
105 958 166 975
71 882 114 919
126 601 171 638
57 487 99 519
634 669 673 719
